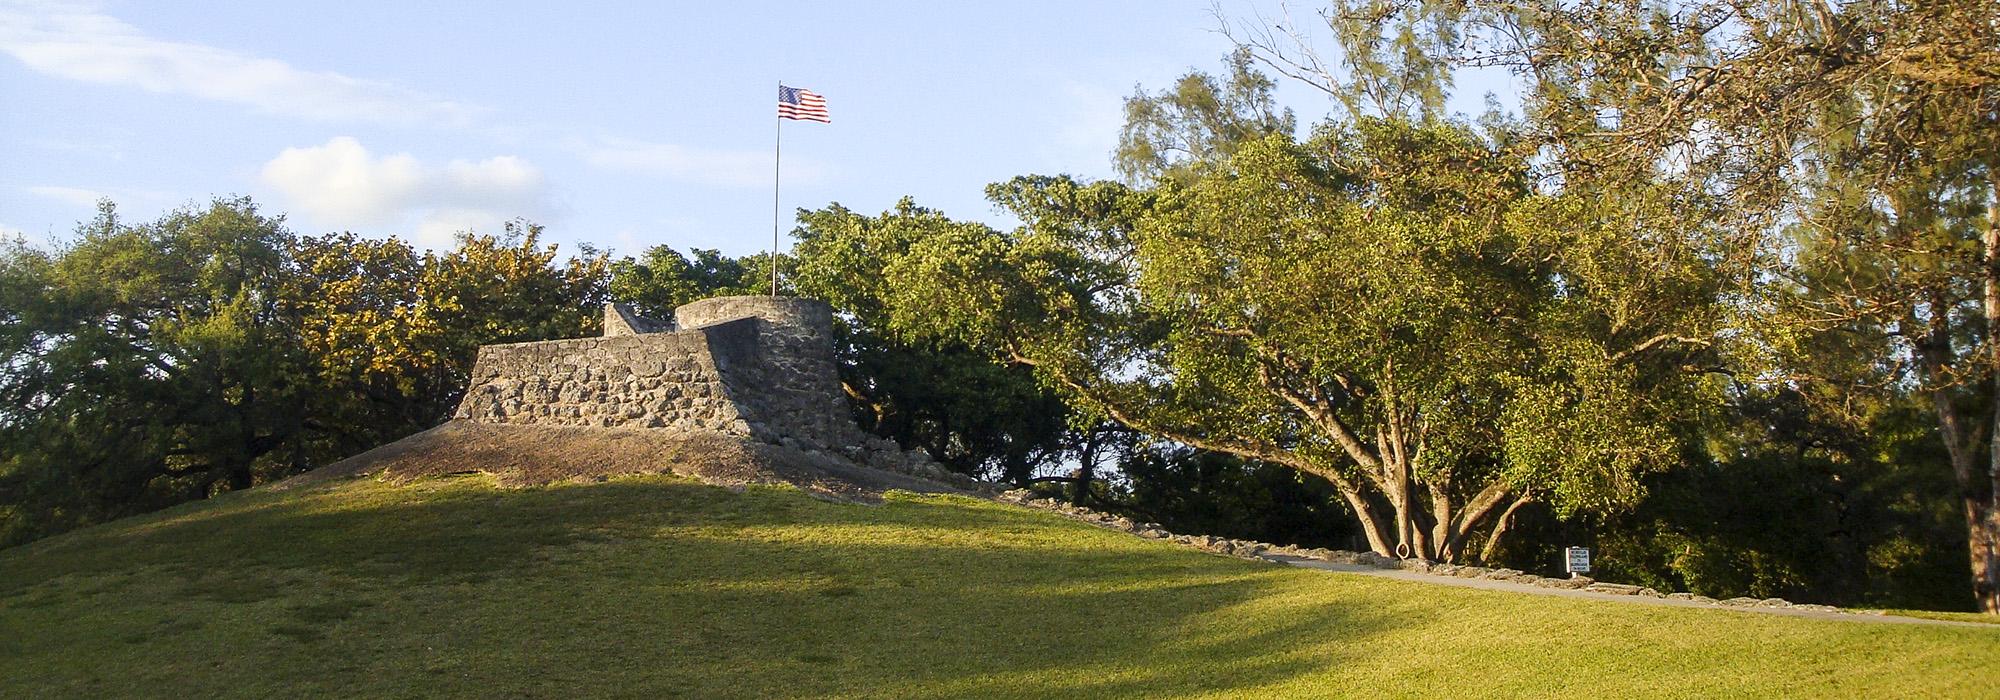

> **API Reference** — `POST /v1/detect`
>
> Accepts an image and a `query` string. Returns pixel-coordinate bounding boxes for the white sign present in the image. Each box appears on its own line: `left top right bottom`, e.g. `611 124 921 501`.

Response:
1565 547 1591 574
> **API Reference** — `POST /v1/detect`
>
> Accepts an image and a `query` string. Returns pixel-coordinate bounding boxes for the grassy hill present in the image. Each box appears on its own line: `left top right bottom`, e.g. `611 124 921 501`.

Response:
3 472 1996 698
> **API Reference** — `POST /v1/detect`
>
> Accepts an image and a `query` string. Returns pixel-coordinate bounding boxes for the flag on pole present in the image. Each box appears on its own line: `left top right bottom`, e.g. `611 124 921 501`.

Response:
778 85 829 123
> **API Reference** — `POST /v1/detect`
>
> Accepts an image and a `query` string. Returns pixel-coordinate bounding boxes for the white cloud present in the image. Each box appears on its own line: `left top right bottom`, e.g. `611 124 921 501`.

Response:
259 138 424 226
575 136 824 187
260 137 550 249
0 1 478 125
25 184 108 207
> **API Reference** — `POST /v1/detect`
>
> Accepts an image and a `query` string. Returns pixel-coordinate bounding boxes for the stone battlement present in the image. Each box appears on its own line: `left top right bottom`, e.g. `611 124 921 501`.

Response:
453 296 865 453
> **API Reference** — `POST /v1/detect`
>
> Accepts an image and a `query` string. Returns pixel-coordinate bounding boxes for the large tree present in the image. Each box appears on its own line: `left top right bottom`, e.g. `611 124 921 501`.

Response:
286 221 608 460
1222 0 1998 611
865 117 1723 562
1403 0 1998 611
0 199 307 544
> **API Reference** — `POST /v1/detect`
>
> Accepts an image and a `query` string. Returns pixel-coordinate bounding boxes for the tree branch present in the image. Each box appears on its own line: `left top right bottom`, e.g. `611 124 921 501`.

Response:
1606 334 1712 365
1445 479 1517 556
1009 344 1397 555
1478 492 1536 564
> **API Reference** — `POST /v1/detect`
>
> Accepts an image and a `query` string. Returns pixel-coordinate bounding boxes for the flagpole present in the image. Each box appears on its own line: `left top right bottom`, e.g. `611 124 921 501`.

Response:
771 81 784 298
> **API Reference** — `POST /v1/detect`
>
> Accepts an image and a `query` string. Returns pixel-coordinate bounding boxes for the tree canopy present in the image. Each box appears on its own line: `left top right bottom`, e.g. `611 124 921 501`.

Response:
823 115 1726 562
0 200 606 546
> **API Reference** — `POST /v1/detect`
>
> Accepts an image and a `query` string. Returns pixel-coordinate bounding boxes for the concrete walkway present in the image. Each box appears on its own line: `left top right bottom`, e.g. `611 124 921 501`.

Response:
1266 555 1998 629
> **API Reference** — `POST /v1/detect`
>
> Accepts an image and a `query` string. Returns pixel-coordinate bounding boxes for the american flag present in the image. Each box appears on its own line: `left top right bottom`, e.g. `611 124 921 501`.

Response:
778 85 829 123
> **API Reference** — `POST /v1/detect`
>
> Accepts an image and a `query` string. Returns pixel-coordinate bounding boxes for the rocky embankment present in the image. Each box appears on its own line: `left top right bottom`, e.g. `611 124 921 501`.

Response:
991 488 1868 616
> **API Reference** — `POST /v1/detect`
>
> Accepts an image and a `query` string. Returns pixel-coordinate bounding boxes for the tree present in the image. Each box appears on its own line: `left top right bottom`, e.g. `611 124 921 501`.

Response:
0 199 308 544
789 202 1080 483
288 220 609 461
1400 0 2000 612
609 245 773 317
791 199 1369 534
1610 388 1965 608
285 232 438 458
1114 436 1363 550
1116 49 1297 184
418 220 611 393
1219 0 1999 611
870 118 1723 562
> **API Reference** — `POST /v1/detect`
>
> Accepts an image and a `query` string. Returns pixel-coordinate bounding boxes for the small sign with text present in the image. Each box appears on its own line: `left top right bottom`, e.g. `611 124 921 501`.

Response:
1565 547 1591 574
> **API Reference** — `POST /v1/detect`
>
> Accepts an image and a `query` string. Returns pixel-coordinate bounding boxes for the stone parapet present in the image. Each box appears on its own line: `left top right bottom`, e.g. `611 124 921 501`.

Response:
603 302 673 336
454 296 879 460
673 296 834 342
453 323 749 433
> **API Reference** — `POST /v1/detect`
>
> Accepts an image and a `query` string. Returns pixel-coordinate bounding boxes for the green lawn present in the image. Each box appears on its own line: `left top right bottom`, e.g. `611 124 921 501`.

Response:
3 473 1995 698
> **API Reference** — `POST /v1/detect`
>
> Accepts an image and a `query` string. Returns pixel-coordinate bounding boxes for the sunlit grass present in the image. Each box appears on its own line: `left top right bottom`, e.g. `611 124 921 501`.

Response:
2 472 1995 698
1869 608 2000 625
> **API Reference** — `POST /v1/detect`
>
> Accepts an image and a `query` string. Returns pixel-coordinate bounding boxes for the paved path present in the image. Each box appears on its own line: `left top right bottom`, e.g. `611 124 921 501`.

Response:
1266 555 1998 629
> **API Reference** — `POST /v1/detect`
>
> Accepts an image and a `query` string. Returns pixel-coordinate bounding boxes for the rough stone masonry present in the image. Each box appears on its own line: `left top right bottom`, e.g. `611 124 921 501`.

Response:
455 296 937 475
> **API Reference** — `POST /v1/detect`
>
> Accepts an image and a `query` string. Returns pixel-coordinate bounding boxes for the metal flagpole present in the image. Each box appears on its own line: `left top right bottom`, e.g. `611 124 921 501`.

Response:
771 81 783 298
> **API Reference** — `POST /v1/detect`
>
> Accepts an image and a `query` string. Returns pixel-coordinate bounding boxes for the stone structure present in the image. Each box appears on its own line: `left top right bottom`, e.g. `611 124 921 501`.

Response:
602 302 672 336
454 296 924 470
457 296 846 446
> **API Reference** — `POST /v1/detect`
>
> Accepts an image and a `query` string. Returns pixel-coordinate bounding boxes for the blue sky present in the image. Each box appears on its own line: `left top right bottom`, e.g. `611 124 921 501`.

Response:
2 0 1506 258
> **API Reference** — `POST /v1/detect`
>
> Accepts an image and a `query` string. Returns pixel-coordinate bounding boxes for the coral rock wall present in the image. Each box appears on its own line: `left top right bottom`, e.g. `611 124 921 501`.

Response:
454 296 868 453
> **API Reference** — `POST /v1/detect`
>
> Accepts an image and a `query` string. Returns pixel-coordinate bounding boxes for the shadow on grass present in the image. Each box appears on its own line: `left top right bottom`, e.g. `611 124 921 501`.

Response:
0 475 1411 698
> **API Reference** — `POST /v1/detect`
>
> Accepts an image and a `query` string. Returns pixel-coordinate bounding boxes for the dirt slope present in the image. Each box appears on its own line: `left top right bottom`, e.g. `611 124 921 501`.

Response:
278 421 959 501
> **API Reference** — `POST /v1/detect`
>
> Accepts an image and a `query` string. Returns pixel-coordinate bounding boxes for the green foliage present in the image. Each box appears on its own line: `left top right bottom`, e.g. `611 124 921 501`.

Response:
0 200 607 547
0 199 306 545
1115 443 1363 551
608 246 775 317
1115 49 1296 184
1206 0 1991 607
1609 392 1968 610
284 221 608 461
861 116 1725 561
1439 0 2000 612
785 202 1079 481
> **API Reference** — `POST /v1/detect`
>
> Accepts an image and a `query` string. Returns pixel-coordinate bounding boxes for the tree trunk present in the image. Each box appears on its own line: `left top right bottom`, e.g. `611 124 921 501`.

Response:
1380 368 1421 560
1071 432 1099 506
1921 283 1997 614
1335 485 1395 557
1428 482 1455 561
1479 494 1533 564
1978 179 2000 614
1393 450 1414 559
1971 503 1999 613
1022 348 1522 564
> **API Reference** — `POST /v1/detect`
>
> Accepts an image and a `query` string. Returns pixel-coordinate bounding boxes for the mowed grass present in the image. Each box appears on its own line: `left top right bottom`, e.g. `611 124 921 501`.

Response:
2 474 1996 699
